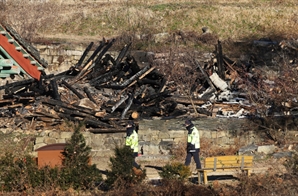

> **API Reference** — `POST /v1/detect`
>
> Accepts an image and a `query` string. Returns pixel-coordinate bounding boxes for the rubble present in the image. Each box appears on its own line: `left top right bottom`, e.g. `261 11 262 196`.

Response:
0 35 297 132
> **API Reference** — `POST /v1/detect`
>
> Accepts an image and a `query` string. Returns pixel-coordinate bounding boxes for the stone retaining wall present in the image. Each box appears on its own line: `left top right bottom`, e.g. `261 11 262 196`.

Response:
33 118 292 166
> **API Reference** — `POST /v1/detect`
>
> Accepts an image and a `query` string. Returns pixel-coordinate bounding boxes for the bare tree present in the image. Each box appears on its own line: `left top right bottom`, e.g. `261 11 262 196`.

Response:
158 47 205 116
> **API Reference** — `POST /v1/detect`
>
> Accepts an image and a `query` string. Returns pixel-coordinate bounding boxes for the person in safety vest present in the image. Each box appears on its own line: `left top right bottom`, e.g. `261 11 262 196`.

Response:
125 120 140 169
184 119 202 170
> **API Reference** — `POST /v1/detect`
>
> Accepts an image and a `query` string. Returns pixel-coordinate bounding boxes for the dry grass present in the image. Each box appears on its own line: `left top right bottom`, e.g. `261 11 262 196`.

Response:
56 0 298 41
1 0 297 46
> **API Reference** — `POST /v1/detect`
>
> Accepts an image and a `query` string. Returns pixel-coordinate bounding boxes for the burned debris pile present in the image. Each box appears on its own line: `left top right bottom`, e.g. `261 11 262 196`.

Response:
0 38 297 132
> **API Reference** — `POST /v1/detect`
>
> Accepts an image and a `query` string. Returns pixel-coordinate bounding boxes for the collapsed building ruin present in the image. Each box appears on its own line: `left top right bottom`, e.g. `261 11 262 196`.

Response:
0 22 298 133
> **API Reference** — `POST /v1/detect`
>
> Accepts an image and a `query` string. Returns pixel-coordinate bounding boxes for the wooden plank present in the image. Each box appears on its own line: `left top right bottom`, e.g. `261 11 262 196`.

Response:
205 156 253 161
204 156 253 168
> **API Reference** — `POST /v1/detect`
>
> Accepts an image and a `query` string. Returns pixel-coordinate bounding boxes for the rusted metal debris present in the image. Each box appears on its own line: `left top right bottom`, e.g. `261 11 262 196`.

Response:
0 38 295 133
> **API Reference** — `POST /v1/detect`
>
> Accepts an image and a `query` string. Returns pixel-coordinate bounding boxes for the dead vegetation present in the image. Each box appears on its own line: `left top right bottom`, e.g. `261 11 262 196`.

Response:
1 1 298 195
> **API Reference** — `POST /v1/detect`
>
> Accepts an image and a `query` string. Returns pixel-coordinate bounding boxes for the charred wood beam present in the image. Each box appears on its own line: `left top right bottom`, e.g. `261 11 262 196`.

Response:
30 86 46 96
50 79 61 101
37 75 46 94
71 60 93 84
112 61 131 83
41 97 95 116
58 112 112 128
0 78 35 90
216 40 225 80
121 93 134 119
3 92 36 99
5 86 26 95
84 41 105 67
194 59 216 91
61 80 85 99
137 78 161 86
118 65 151 88
111 94 129 113
115 43 131 66
75 42 94 68
126 55 140 74
140 91 170 103
158 77 167 93
90 69 120 86
111 66 156 92
83 87 97 104
92 38 116 67
87 128 126 133
83 117 113 128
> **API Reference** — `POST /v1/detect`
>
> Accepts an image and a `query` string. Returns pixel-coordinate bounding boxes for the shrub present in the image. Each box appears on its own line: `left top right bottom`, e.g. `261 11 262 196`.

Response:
60 123 102 190
0 153 39 192
159 162 191 181
0 123 102 192
284 153 298 176
105 146 146 189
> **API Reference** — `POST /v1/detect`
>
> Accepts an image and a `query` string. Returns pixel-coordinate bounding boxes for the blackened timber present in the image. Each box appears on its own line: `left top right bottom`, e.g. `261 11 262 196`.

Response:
71 60 93 83
194 59 216 91
140 91 170 103
111 94 129 113
157 77 167 93
87 128 126 133
84 41 105 67
93 39 116 66
138 78 161 86
0 78 35 90
83 87 97 104
126 55 140 74
41 98 96 116
121 93 134 119
75 42 94 68
50 79 61 101
118 65 151 88
121 66 156 92
216 40 225 80
90 69 120 86
115 43 131 66
61 80 85 99
57 113 111 128
83 117 113 128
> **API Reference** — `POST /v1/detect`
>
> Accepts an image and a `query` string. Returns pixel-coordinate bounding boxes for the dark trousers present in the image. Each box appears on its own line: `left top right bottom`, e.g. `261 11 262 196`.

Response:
132 152 140 169
184 148 202 169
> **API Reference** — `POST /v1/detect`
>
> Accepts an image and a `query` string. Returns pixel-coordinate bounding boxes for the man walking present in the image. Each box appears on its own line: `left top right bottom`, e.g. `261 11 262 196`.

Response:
125 121 141 172
184 119 202 171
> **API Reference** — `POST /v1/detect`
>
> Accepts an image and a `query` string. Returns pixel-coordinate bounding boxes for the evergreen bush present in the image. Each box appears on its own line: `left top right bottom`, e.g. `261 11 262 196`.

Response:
0 123 102 192
105 146 146 189
0 153 39 191
159 162 191 181
60 123 102 190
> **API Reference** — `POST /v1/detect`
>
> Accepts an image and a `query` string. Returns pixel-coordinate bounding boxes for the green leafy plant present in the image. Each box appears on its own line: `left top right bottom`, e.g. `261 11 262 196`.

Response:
159 162 191 181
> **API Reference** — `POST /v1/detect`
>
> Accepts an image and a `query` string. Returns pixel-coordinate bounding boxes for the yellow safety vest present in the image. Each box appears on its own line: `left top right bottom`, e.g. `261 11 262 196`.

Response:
125 130 139 153
187 126 200 149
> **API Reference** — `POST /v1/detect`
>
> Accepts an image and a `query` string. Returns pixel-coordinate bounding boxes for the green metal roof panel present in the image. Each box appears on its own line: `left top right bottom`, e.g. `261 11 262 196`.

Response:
0 59 13 66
